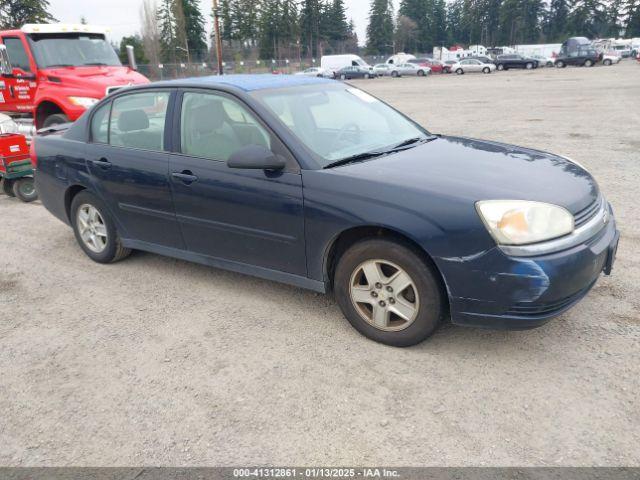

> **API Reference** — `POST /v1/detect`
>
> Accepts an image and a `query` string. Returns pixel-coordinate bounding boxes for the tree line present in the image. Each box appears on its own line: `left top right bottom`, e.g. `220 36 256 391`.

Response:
2 0 640 63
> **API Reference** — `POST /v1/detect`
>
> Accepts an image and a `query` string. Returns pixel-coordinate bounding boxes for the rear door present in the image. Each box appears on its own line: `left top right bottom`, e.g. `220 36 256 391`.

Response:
168 89 307 275
86 89 185 249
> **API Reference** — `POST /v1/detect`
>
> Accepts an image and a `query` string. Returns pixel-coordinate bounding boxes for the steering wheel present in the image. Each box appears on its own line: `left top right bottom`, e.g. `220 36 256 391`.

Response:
335 122 361 145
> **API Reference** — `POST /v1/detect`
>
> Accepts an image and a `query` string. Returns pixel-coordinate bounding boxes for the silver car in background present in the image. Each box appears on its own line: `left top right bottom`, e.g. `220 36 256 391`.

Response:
395 63 431 77
373 64 399 77
295 67 333 78
451 59 496 74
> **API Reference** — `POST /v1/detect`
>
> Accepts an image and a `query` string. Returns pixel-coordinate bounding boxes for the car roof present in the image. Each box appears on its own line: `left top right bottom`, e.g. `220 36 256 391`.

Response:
153 74 333 92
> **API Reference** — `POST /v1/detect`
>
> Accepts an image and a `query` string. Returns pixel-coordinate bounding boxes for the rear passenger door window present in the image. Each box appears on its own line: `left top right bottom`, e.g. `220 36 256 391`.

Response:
179 91 271 161
109 91 170 151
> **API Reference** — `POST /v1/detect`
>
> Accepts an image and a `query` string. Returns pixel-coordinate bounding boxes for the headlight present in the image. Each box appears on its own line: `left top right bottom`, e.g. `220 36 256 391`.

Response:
476 200 574 245
68 96 100 108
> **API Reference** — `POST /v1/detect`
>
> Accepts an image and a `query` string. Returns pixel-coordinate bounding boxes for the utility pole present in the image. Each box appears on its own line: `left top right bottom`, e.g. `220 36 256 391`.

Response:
212 0 224 75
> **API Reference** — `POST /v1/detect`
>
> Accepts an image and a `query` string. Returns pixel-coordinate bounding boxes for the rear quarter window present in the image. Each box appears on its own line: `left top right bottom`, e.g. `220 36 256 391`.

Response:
90 102 111 143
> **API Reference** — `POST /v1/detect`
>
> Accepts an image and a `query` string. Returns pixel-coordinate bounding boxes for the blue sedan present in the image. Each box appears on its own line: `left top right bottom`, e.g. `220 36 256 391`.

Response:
33 75 619 346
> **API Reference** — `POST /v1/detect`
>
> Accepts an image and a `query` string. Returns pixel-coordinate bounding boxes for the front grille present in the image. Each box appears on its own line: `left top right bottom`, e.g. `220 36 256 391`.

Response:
574 196 602 228
505 280 596 317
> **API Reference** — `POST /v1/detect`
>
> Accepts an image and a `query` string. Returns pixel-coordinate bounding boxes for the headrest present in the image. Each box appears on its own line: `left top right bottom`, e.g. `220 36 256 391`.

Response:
117 109 149 132
190 101 225 133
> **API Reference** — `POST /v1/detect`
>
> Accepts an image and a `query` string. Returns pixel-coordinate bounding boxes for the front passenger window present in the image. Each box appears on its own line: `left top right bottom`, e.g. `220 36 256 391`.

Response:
180 92 271 161
109 91 170 151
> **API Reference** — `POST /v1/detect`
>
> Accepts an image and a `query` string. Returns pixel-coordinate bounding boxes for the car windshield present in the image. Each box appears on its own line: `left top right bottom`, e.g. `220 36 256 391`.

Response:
253 84 429 167
27 33 122 68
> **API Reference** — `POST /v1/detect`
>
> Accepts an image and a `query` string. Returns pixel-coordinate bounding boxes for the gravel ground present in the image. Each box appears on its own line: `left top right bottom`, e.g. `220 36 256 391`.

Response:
1 61 639 466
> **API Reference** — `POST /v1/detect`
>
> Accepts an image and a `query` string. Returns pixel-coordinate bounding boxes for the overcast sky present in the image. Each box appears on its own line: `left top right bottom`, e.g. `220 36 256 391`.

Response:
48 0 374 46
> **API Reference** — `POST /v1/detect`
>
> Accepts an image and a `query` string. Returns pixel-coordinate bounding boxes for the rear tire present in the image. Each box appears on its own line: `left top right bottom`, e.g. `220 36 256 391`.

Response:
70 191 131 264
12 177 38 202
603 59 612 66
391 70 399 77
42 113 70 128
417 70 425 76
334 238 445 347
525 62 533 69
584 59 594 67
2 179 16 197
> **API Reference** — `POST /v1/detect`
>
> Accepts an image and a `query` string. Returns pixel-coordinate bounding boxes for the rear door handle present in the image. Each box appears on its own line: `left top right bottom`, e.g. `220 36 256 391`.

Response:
92 157 112 169
172 170 198 185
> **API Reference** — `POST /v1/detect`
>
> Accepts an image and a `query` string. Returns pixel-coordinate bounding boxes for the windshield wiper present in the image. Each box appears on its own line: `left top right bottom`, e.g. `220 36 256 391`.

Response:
46 64 74 68
323 150 389 169
82 62 109 66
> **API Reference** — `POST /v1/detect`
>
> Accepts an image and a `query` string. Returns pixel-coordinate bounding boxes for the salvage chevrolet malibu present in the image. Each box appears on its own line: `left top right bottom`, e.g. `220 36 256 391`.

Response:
33 75 620 346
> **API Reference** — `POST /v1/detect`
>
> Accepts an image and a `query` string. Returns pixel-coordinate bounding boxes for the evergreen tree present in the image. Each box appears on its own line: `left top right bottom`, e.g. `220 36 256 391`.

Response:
627 0 640 36
544 0 570 41
566 0 606 37
157 0 176 63
0 0 56 29
366 0 394 55
181 0 207 59
399 0 429 51
300 0 322 56
219 0 234 41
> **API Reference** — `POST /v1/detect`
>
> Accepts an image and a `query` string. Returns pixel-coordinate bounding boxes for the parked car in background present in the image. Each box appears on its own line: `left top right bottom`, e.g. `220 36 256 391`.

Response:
468 55 497 65
321 54 371 78
443 60 457 73
395 63 431 76
373 64 398 77
295 67 332 78
34 75 619 346
602 51 621 66
408 58 445 73
555 48 599 67
336 65 374 80
451 59 496 74
531 54 555 67
495 54 538 70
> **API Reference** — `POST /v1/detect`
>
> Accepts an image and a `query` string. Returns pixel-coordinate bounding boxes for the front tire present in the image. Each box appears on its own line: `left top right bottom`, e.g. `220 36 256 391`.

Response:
497 64 504 71
12 177 38 202
42 113 70 128
483 67 490 73
334 239 445 347
584 59 594 67
556 60 566 68
525 62 533 69
417 69 425 76
70 191 131 264
2 179 16 197
455 68 464 75
603 59 612 66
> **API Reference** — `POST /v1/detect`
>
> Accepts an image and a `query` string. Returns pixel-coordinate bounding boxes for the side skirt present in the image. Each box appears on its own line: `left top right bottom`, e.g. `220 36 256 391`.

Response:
121 238 327 293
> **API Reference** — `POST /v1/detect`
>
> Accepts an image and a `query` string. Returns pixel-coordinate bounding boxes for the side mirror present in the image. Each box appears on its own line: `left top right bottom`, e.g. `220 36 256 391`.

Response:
227 145 286 171
126 45 137 71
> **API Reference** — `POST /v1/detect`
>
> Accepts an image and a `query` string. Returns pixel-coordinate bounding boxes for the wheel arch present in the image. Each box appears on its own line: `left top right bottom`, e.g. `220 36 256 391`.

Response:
35 100 66 129
323 225 450 304
64 184 88 222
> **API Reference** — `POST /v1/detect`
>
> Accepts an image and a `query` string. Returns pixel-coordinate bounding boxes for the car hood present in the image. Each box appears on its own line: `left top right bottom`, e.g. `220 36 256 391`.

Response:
40 66 149 96
327 136 599 214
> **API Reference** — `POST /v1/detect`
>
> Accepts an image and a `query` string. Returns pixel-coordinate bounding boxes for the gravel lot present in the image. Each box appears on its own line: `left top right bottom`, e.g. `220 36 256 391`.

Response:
1 61 639 466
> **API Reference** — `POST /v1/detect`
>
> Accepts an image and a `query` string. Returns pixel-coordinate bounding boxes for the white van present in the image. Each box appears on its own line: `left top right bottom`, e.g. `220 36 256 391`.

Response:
321 54 372 76
386 53 416 65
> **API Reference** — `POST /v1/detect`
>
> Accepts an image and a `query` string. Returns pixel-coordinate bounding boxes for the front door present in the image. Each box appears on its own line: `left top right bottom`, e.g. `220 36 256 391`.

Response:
169 90 307 276
0 36 36 113
86 89 184 249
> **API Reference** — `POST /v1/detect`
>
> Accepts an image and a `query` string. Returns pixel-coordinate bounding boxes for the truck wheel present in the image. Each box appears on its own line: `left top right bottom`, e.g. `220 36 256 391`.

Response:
12 177 38 202
1 179 16 197
42 113 70 128
71 191 131 264
334 238 445 347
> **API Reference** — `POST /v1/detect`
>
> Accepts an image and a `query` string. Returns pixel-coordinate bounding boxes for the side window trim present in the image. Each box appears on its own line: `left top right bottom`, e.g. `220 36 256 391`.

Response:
89 88 175 152
172 87 300 173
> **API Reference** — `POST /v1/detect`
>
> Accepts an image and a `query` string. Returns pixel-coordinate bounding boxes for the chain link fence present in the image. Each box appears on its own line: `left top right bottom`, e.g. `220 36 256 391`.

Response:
136 55 404 80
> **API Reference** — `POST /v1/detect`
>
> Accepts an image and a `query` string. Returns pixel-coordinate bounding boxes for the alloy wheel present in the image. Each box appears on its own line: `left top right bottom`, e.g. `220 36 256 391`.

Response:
77 204 108 253
349 259 420 332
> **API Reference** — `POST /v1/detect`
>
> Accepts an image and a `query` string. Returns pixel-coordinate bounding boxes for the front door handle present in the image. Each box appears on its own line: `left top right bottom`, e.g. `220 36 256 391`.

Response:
92 157 112 169
172 170 198 185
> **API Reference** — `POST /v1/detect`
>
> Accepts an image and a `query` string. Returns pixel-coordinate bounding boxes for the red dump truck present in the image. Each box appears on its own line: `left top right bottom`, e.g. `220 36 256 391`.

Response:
0 23 149 136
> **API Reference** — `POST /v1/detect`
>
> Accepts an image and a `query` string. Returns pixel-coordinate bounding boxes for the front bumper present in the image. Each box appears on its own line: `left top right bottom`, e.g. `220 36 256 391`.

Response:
439 203 619 329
